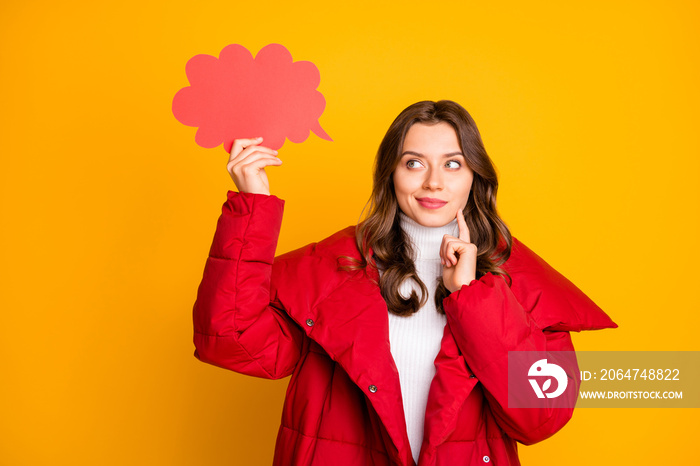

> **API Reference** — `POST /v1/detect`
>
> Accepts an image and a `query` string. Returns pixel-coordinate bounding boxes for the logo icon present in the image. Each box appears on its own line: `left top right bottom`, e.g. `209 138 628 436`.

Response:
528 359 568 399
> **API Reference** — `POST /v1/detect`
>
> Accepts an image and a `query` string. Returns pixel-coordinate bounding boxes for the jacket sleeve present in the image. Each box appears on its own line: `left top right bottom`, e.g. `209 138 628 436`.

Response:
442 273 579 445
192 190 304 380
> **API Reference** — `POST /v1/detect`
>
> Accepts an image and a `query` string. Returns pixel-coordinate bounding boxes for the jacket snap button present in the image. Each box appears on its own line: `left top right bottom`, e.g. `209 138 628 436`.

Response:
306 319 314 327
368 385 377 393
482 455 490 463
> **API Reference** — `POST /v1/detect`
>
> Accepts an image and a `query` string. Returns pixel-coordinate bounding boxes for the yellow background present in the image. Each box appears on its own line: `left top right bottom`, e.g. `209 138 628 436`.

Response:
1 0 698 464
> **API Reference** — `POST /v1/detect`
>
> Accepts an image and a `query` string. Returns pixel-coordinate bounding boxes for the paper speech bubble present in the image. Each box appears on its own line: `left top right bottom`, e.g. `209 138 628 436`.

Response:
172 43 332 152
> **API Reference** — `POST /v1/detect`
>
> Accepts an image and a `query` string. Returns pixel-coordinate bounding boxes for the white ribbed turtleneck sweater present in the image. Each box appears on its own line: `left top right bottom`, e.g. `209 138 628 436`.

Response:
378 211 459 464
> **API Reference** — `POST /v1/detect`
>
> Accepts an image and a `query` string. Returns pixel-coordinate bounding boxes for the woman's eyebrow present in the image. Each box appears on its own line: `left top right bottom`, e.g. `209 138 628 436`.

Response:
401 151 464 157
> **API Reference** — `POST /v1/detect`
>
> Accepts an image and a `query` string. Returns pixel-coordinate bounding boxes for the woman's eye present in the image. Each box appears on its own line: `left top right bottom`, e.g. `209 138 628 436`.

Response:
407 160 423 168
446 160 461 169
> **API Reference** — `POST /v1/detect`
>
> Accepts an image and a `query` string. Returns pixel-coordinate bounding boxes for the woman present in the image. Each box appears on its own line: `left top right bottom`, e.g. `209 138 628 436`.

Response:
192 100 617 465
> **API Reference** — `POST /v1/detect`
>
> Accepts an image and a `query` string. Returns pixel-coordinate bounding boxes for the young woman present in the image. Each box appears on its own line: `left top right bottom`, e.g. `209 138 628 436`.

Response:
192 100 617 465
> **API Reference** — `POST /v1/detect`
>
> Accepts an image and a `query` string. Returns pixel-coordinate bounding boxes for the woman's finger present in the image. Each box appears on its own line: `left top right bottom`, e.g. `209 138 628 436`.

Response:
442 234 478 265
441 215 478 291
440 234 452 266
228 153 282 176
440 235 460 267
230 146 279 168
456 208 470 243
446 241 459 267
229 137 263 159
229 142 278 165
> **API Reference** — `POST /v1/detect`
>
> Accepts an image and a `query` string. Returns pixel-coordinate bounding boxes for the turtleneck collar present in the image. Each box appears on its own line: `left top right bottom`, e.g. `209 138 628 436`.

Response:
398 211 459 261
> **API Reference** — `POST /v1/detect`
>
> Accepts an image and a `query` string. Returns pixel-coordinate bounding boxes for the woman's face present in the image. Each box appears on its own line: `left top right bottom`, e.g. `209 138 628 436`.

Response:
392 122 474 228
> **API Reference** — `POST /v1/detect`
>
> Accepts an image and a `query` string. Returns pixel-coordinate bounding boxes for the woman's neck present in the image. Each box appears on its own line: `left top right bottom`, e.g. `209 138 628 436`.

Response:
398 211 459 261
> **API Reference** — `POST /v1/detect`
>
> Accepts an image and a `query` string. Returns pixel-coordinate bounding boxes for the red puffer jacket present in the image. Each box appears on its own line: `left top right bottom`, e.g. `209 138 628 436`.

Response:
193 191 617 466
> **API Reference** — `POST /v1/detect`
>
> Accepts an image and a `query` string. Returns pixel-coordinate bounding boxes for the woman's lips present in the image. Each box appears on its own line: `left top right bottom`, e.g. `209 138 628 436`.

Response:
416 197 447 209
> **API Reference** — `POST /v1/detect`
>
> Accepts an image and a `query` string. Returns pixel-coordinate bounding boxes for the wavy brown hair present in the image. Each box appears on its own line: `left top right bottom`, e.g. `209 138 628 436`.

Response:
339 100 512 316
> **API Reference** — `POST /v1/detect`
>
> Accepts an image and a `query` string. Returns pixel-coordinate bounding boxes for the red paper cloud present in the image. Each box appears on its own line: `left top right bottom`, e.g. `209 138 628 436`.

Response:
172 44 332 152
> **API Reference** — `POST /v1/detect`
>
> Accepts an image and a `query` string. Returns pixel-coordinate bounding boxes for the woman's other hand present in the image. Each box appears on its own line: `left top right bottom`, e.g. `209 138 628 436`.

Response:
440 209 478 292
226 137 282 195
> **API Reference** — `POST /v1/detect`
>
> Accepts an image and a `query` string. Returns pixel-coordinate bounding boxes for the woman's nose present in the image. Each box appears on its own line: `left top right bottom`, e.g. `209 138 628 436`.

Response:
423 168 443 190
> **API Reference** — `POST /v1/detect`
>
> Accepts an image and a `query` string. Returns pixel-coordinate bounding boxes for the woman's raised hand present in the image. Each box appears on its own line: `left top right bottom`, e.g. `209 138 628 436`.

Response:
226 137 282 195
440 209 478 293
